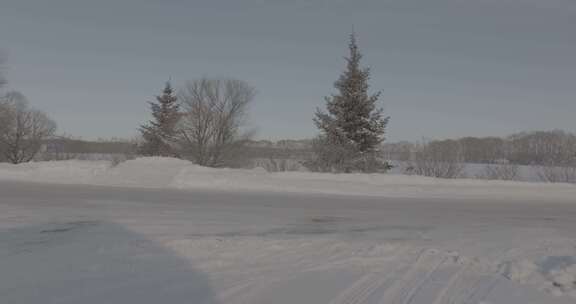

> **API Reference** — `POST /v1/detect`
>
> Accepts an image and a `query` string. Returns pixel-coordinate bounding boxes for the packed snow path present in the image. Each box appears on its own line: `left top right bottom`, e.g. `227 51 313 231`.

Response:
1 181 576 303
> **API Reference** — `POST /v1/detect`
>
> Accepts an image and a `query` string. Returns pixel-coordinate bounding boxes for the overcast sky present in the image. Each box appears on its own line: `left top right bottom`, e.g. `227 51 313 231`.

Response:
0 0 574 141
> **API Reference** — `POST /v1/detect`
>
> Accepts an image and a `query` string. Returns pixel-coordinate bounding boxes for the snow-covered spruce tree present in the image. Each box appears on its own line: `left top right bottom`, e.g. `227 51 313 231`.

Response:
0 52 6 89
311 33 390 173
139 82 180 157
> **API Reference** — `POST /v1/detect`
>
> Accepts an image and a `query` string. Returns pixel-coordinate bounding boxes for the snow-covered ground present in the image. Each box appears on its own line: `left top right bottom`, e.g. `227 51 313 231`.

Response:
0 185 575 303
1 159 576 303
0 157 575 201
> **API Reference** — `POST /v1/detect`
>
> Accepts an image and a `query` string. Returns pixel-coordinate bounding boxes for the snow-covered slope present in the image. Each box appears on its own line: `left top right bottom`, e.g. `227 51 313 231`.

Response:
0 157 575 200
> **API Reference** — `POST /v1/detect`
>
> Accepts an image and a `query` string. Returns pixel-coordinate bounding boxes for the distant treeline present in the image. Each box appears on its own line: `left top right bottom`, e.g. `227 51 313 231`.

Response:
42 130 576 168
382 130 576 166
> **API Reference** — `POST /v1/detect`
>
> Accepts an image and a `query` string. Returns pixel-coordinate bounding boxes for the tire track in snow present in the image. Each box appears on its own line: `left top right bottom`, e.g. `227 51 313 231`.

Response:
328 272 394 304
196 238 519 304
376 248 447 304
327 246 413 304
429 263 469 304
388 253 499 304
428 261 498 304
401 257 454 304
462 276 501 304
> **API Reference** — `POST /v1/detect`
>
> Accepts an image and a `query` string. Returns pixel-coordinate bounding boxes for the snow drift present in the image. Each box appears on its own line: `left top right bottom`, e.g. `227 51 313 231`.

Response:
0 157 575 200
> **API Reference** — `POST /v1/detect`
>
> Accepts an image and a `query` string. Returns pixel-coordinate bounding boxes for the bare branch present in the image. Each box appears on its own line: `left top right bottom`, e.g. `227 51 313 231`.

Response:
0 91 57 163
410 139 465 179
175 78 256 167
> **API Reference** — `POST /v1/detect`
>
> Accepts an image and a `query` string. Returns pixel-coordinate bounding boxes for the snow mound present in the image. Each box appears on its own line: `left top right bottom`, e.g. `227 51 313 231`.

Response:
95 157 192 187
0 157 575 200
0 160 110 184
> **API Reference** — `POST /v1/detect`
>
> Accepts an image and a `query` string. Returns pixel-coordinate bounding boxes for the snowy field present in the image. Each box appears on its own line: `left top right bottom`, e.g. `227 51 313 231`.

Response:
1 159 576 303
0 157 575 201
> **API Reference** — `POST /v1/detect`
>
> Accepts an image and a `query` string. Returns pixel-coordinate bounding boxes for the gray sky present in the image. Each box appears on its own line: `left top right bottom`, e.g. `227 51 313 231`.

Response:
0 0 574 141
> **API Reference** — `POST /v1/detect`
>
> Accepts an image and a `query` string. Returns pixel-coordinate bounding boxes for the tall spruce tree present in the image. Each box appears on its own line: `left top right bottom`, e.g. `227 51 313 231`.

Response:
312 33 390 172
139 82 180 157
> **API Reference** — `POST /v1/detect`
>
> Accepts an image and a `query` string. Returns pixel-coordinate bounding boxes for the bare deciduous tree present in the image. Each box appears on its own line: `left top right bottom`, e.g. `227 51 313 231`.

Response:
175 78 255 167
457 137 506 164
507 130 576 166
0 91 57 164
381 141 416 162
536 165 576 184
410 139 465 179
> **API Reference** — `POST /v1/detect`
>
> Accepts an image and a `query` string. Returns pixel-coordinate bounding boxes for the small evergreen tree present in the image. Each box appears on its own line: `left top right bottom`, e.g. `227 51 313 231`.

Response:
0 54 7 89
139 82 180 157
312 33 390 172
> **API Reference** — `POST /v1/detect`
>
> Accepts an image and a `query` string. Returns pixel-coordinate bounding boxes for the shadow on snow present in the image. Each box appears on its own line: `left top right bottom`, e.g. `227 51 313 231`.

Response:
0 220 218 304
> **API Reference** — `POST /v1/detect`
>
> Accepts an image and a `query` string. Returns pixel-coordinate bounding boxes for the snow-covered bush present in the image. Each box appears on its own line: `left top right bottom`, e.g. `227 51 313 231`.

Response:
537 165 576 184
480 163 519 181
410 140 465 179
